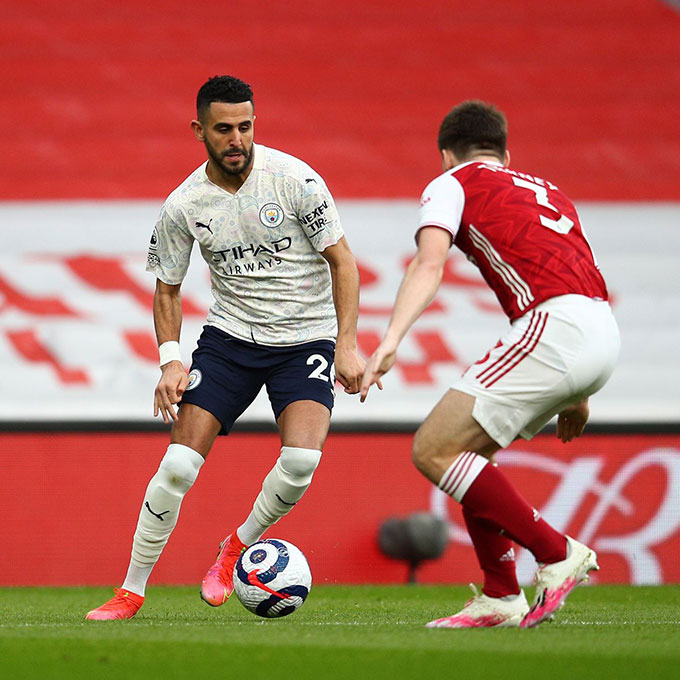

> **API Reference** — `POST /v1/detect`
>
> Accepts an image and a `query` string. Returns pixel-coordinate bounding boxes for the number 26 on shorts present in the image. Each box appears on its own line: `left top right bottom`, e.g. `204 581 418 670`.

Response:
306 353 335 384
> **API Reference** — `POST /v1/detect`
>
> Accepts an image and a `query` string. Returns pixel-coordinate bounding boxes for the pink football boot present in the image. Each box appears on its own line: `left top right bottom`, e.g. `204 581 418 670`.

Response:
427 584 529 628
200 532 247 607
521 536 599 629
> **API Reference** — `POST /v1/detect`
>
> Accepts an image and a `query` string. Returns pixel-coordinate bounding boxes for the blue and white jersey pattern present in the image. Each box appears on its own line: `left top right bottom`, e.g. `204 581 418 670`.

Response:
146 144 344 345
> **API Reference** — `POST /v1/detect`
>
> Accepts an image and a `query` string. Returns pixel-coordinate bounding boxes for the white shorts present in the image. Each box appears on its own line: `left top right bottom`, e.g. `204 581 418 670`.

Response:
453 295 620 448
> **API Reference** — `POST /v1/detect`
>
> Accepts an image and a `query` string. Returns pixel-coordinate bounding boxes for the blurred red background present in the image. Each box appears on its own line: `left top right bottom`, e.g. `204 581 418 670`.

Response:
3 431 679 585
1 0 679 200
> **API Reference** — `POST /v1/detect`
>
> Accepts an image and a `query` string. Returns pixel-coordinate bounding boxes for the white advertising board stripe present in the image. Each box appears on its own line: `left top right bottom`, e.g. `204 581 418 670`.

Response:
0 200 678 424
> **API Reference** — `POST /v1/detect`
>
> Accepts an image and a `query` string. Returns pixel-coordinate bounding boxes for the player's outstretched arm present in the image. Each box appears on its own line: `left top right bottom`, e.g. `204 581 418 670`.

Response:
360 226 451 402
321 237 368 395
152 279 189 423
556 398 590 442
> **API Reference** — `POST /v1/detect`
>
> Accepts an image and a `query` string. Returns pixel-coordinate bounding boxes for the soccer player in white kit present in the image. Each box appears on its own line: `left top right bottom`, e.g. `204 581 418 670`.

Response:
360 101 620 628
86 75 367 620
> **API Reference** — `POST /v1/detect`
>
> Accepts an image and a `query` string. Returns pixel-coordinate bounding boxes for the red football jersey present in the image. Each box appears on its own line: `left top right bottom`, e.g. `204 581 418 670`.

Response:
418 161 608 321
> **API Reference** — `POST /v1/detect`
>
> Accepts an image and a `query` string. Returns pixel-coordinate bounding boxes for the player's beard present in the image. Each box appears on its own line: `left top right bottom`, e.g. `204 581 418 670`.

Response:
205 140 254 177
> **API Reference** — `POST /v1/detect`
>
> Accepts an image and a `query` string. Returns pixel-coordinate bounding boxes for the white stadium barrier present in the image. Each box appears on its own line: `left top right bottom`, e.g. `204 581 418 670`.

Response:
0 200 678 425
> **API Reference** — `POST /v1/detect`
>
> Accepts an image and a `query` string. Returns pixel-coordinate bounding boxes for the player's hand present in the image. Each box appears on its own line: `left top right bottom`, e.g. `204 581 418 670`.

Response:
154 361 189 424
360 341 396 403
556 399 590 442
334 345 381 395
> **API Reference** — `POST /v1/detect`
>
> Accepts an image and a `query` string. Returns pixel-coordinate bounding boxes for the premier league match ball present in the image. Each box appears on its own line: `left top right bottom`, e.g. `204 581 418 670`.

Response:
233 538 312 618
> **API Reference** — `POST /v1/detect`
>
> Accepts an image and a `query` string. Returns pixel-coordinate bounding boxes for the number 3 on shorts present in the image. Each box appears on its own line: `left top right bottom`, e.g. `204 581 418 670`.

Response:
307 353 334 383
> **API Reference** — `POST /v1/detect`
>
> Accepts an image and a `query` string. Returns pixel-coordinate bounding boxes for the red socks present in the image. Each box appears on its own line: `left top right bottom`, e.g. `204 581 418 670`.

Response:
463 507 520 598
440 452 567 566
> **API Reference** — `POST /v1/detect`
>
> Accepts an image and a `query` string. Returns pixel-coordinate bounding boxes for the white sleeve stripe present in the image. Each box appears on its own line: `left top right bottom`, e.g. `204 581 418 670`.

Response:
469 225 534 310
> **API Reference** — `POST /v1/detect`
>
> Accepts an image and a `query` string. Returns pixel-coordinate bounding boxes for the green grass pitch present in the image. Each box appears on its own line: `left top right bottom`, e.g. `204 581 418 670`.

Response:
1 585 679 680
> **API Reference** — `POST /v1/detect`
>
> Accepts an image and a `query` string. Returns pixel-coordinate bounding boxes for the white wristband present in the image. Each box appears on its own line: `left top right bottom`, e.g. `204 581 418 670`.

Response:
159 341 182 367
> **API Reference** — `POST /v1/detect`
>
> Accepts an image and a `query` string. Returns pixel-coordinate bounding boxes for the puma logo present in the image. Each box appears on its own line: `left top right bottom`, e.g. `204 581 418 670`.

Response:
145 501 170 521
195 218 213 234
276 494 297 507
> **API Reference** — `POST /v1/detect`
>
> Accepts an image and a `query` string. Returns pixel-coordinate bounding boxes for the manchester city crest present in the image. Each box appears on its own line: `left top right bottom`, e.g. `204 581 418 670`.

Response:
186 369 202 391
259 203 284 227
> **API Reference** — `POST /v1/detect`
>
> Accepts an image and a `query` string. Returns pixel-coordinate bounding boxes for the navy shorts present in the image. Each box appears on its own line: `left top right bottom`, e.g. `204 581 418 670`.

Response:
180 325 335 435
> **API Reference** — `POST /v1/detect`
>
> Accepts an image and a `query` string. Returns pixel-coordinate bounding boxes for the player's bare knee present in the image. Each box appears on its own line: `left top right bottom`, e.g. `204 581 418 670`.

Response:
412 430 466 480
411 430 437 476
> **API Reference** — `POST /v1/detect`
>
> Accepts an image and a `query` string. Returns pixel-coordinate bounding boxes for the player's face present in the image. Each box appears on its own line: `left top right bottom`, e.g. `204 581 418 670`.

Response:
193 101 255 177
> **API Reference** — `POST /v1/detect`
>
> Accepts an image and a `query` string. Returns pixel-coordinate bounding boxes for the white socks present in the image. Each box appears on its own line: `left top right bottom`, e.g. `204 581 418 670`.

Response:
121 444 321 596
237 446 322 545
123 443 204 596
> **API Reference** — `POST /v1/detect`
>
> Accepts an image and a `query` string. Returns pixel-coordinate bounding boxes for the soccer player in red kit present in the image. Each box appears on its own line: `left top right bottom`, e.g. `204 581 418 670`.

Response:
360 101 620 628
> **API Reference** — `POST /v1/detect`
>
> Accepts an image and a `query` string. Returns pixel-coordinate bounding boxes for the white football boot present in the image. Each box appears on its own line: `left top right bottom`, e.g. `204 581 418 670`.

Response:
520 535 599 629
426 584 529 628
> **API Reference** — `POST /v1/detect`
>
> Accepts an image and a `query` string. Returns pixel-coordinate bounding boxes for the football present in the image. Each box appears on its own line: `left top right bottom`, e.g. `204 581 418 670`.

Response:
233 538 312 618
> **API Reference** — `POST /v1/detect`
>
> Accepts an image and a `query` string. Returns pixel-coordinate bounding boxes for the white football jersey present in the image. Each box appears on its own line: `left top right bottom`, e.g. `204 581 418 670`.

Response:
146 144 344 345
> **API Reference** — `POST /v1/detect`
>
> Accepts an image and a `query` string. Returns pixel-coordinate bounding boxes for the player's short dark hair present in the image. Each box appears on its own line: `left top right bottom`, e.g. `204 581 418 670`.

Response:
437 100 507 161
196 75 254 120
